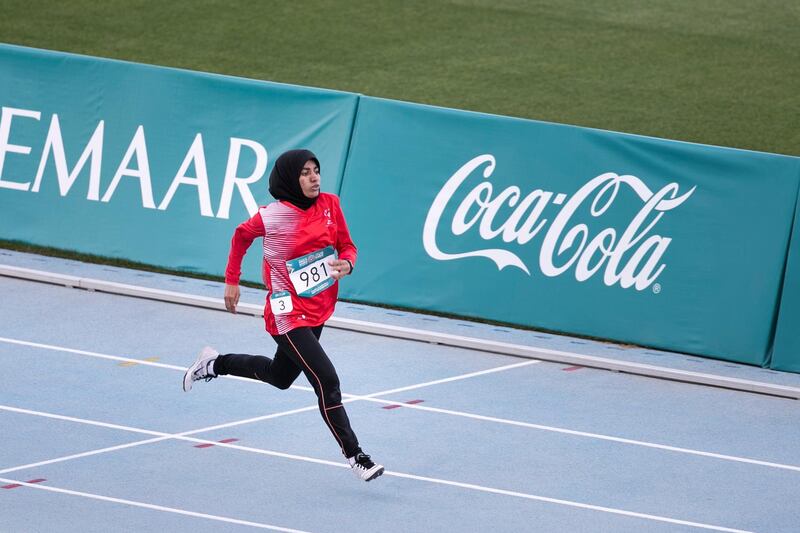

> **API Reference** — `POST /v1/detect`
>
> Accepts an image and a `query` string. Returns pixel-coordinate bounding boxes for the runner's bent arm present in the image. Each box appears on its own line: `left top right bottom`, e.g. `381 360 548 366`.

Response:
224 212 266 312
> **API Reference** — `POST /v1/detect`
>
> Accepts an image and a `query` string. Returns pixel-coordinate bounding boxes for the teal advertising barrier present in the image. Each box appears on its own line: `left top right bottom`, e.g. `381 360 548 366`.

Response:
2 45 799 370
338 97 800 365
0 44 359 281
771 189 800 372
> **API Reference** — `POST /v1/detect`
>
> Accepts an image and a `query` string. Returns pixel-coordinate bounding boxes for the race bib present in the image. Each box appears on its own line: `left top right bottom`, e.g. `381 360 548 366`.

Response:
286 246 336 298
269 290 293 315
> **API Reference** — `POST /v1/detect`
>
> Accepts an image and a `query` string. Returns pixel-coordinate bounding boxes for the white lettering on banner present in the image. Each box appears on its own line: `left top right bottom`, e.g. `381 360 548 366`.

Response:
0 106 41 191
423 154 696 290
0 107 269 218
101 125 156 208
31 115 105 199
424 155 531 274
215 138 267 220
158 133 214 217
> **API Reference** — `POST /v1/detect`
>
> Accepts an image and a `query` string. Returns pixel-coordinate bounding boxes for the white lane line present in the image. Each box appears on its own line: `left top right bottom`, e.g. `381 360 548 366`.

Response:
0 336 534 395
0 404 324 474
0 477 311 532
0 341 535 476
346 396 800 473
0 405 751 533
4 263 798 399
0 405 167 439
3 336 799 473
385 471 753 533
0 336 266 387
358 360 540 398
0 436 170 475
0 336 187 371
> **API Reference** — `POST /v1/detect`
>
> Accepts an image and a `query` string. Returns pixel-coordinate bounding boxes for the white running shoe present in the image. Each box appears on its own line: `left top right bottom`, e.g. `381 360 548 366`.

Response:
348 452 384 482
182 346 219 392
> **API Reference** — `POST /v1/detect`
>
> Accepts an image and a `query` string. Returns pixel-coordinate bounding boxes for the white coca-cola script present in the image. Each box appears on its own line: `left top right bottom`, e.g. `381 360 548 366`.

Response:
422 154 696 290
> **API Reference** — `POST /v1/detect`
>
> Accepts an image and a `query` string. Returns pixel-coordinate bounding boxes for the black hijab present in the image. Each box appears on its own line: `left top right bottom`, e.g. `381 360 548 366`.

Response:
268 149 320 210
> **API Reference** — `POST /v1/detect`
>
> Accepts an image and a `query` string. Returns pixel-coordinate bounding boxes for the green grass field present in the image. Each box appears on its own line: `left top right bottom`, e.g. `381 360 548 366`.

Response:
1 0 797 155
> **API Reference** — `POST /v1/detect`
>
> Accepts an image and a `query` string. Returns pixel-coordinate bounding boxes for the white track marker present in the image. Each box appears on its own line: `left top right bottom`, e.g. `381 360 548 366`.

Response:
0 341 538 476
0 336 537 398
0 405 351 473
358 360 540 398
0 477 311 532
0 336 537 393
0 407 752 533
3 264 799 399
3 336 799 473
384 471 753 533
0 336 276 387
0 404 325 475
0 336 186 371
0 436 170 475
0 336 535 397
346 396 800 473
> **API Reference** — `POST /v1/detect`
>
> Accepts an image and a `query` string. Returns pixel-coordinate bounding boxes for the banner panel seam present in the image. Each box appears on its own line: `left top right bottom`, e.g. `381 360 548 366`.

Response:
336 95 363 197
767 166 800 369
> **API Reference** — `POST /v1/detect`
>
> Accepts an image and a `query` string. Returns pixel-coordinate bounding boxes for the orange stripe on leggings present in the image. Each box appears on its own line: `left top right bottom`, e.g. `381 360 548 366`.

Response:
286 334 346 455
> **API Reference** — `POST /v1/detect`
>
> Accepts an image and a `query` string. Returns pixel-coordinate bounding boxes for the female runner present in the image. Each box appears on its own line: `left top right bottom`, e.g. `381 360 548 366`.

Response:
183 148 383 482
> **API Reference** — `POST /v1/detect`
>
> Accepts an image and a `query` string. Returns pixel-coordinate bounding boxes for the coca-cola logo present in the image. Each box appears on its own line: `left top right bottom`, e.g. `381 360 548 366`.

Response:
423 154 696 291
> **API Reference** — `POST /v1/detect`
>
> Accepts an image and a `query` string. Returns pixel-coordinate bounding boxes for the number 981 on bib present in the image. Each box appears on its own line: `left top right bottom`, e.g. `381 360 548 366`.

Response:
286 246 336 298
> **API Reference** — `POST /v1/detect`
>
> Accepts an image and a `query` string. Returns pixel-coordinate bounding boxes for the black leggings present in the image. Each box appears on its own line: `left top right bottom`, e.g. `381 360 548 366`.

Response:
213 326 360 458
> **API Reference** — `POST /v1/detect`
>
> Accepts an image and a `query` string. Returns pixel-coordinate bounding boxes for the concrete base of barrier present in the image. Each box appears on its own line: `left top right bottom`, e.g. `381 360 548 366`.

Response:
2 264 799 400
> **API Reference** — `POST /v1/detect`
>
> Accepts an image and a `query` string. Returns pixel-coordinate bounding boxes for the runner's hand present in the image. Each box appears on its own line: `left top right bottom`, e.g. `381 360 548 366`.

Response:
328 259 352 280
224 284 240 313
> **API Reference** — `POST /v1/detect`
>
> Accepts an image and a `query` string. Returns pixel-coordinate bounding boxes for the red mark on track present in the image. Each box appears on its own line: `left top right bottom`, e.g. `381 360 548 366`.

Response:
194 438 239 448
563 366 584 371
2 478 46 489
383 399 425 409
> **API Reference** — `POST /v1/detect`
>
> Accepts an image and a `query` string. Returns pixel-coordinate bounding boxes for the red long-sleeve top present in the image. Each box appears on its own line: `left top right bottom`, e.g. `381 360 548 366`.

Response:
225 193 357 335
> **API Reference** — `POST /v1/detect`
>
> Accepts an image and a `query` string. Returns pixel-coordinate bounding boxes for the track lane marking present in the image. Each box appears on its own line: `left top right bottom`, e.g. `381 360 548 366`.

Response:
0 336 535 394
0 405 753 533
0 404 323 475
348 396 800 473
2 335 798 473
0 476 311 532
2 336 799 473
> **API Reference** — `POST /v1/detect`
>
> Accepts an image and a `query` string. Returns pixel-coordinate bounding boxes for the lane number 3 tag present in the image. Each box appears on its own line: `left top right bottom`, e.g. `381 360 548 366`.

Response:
269 290 293 315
